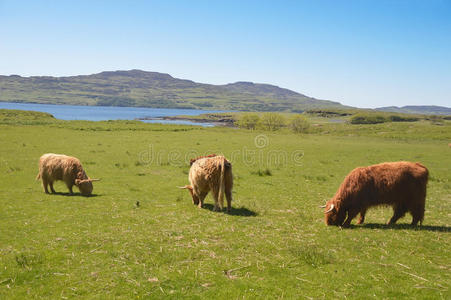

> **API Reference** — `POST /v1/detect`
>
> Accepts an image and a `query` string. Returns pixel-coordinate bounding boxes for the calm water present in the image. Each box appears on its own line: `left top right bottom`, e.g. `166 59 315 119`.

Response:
0 102 224 126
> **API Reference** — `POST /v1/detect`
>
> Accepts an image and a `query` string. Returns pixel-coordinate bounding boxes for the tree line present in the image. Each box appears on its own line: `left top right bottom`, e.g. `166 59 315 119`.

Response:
236 113 310 133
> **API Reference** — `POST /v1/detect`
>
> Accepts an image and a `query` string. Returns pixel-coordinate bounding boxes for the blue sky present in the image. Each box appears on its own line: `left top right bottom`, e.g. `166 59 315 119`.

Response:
0 0 450 108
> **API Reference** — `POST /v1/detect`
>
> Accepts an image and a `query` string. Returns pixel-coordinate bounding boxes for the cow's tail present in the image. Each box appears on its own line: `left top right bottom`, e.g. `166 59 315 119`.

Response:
218 157 226 210
414 162 429 226
36 172 41 180
415 162 429 183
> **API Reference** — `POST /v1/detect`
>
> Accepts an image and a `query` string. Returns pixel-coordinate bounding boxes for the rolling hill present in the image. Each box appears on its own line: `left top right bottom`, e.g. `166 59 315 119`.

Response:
376 105 451 115
0 70 347 111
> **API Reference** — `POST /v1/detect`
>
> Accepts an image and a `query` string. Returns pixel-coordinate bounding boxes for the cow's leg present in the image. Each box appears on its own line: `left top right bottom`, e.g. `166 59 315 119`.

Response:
342 208 359 227
198 191 208 209
388 205 407 225
42 179 49 194
49 181 56 193
411 214 422 226
189 189 199 205
410 204 425 226
192 194 200 205
225 188 233 212
211 187 220 211
357 208 367 224
67 184 74 194
66 181 74 194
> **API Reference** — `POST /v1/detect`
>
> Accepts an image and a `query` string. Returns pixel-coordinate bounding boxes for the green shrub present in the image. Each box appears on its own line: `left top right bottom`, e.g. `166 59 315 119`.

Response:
426 115 445 125
237 113 260 130
306 109 353 117
289 114 310 133
260 113 285 131
388 115 419 122
350 114 387 124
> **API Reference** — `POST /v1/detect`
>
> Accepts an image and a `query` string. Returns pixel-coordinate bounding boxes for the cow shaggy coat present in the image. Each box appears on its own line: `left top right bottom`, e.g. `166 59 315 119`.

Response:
181 155 233 211
324 161 428 227
36 153 98 196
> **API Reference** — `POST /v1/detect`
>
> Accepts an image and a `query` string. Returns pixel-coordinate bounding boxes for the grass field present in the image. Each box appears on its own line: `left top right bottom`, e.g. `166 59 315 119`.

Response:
0 110 450 299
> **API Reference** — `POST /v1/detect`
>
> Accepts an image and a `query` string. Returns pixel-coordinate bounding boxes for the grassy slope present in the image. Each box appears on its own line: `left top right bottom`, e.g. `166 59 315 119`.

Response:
0 70 346 112
0 111 450 299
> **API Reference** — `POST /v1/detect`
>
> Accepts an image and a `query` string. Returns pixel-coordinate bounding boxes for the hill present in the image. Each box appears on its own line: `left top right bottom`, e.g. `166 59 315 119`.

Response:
376 105 451 115
0 70 347 112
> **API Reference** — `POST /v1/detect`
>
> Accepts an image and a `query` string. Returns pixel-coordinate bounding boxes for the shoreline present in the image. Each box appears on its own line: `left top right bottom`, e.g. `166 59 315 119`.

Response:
138 114 236 127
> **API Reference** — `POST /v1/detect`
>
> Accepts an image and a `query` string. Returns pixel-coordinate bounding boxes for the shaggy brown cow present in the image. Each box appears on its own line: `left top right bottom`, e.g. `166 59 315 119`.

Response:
36 153 99 196
323 161 428 227
180 155 233 212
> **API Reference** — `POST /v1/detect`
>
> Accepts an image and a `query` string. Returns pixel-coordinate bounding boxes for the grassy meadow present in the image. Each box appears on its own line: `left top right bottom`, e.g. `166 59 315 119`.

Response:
0 110 450 299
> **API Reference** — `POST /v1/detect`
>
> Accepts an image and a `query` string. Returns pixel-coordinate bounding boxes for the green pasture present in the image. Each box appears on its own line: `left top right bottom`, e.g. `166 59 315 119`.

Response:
0 110 450 299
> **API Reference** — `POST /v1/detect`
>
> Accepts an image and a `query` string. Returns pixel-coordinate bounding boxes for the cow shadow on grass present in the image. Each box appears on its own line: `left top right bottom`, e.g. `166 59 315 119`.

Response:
349 223 451 232
49 192 101 198
201 203 258 217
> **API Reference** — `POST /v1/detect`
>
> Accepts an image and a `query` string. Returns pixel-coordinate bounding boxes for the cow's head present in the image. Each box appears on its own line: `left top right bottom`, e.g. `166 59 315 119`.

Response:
322 200 346 226
179 185 199 205
75 178 100 196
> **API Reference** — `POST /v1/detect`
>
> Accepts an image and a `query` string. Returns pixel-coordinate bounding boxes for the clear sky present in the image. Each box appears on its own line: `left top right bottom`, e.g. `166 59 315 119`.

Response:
1 0 450 108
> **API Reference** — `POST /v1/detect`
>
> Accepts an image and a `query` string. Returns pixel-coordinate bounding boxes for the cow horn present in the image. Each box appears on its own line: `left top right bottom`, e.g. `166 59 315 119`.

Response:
324 204 335 213
319 204 326 208
89 178 101 182
178 185 193 190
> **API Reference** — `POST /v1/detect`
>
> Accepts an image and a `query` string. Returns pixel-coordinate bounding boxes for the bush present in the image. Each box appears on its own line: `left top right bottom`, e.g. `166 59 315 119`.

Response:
306 109 352 117
427 115 445 125
388 115 419 122
289 115 310 133
237 114 260 130
260 113 285 131
350 114 387 124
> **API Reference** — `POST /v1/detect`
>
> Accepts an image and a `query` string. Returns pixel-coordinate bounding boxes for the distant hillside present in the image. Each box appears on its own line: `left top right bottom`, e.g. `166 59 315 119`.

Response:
376 105 451 115
0 69 347 112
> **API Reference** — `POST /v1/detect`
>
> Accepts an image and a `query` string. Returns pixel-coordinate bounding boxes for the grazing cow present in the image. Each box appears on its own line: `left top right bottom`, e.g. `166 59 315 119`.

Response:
323 161 428 227
180 155 233 212
36 153 99 196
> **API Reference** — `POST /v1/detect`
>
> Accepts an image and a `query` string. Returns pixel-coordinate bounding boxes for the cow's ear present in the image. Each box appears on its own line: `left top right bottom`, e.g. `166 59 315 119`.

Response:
75 179 81 186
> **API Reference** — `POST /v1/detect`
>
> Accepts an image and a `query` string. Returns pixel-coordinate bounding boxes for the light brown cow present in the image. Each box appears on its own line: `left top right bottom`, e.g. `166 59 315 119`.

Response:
36 153 99 196
180 155 233 212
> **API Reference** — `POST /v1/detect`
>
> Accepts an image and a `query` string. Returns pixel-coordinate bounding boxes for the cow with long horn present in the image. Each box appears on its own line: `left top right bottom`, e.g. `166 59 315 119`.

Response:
179 155 233 212
323 161 428 227
36 153 100 196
